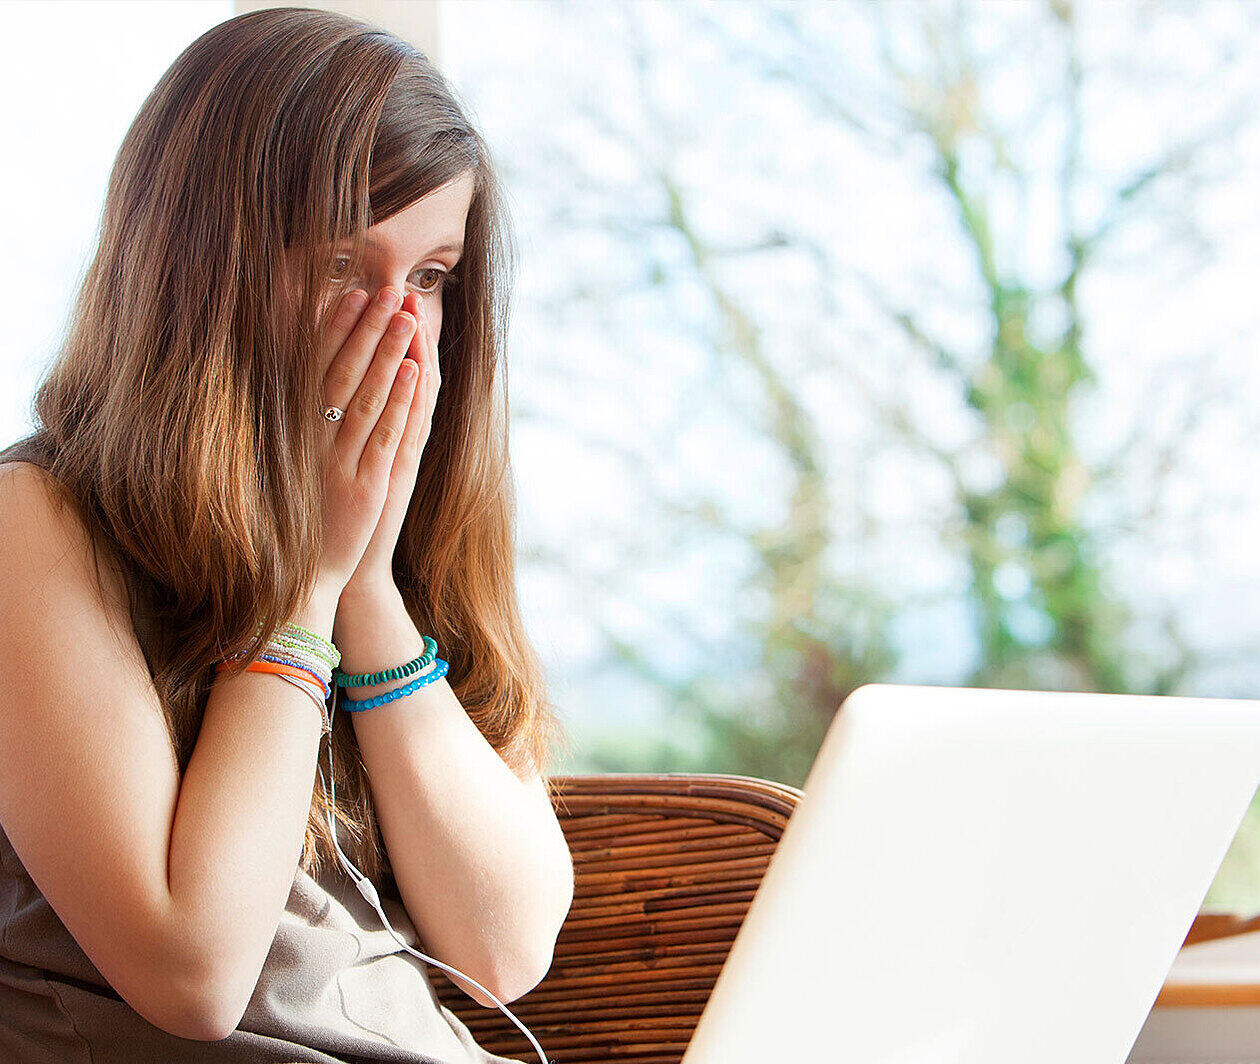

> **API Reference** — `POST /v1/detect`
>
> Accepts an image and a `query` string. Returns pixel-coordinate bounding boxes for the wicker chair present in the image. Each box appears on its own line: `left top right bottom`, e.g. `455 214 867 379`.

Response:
431 771 1242 1062
431 772 803 1064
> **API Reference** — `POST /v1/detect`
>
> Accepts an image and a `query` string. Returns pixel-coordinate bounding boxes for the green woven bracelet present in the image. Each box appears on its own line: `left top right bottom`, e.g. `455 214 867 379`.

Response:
274 633 339 668
334 635 438 689
278 622 341 668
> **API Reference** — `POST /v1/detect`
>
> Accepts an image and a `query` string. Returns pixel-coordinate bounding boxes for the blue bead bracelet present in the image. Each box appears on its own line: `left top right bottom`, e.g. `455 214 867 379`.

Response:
258 652 331 699
338 658 450 713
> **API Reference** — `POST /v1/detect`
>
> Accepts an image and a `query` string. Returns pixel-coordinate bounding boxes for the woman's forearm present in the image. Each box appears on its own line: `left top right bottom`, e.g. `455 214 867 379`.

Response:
164 583 339 1035
333 583 574 1007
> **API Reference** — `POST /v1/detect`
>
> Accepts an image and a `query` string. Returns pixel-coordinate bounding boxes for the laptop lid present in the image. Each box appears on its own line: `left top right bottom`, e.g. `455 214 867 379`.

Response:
680 684 1260 1064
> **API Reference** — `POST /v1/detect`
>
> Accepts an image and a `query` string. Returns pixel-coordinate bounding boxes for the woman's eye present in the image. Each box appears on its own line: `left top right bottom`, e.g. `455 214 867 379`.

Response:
327 256 461 293
410 266 459 294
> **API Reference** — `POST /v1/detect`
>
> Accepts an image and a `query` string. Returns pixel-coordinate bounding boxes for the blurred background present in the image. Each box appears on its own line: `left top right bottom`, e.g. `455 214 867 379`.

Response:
3 0 1259 911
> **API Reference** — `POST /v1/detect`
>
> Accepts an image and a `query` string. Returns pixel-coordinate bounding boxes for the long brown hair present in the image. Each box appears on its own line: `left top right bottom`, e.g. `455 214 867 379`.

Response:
0 7 569 883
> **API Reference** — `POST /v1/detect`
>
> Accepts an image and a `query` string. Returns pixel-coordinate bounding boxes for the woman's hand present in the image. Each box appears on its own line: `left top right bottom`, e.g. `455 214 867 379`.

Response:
339 288 441 601
314 285 422 595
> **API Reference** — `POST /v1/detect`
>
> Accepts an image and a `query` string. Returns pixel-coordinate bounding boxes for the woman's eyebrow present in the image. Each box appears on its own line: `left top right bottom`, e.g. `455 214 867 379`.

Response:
343 236 464 257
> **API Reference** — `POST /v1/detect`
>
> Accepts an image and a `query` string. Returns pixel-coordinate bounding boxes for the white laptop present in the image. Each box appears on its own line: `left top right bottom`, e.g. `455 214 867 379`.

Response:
679 683 1260 1064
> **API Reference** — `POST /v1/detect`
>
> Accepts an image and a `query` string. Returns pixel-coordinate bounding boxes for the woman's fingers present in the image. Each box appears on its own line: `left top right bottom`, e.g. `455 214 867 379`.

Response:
417 301 441 439
317 288 370 371
322 286 406 412
394 294 432 450
334 302 418 472
358 357 419 481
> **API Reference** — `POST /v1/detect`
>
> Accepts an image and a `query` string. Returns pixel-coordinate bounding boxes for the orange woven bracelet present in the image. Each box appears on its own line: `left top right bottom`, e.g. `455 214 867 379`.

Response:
215 659 320 685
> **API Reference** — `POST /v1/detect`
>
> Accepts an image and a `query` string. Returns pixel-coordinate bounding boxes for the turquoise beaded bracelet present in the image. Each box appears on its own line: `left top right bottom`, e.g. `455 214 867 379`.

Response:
339 657 449 712
333 636 438 689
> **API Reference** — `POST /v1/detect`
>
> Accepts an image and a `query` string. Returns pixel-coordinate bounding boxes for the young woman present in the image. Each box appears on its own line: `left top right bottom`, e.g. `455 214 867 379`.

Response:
0 8 573 1062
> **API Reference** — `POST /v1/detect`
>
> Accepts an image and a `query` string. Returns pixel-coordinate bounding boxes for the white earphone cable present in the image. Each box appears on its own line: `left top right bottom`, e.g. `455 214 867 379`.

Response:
315 683 552 1064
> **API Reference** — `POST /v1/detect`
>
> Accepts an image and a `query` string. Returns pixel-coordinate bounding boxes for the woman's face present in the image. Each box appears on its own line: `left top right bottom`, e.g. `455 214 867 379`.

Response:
314 169 474 374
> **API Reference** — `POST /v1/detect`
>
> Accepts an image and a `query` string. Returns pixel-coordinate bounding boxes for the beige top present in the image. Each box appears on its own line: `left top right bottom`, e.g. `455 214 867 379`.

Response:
0 823 528 1063
0 440 528 1064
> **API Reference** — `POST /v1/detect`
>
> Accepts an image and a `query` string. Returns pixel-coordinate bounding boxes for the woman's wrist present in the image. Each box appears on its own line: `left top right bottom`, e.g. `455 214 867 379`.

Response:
297 580 342 636
339 571 400 608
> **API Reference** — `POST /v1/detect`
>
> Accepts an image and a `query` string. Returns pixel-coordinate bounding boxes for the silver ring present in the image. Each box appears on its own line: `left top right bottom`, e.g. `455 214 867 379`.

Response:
322 406 345 422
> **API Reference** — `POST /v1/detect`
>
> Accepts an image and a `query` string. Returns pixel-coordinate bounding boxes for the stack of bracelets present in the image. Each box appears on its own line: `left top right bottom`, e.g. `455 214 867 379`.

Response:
214 623 449 732
333 634 449 711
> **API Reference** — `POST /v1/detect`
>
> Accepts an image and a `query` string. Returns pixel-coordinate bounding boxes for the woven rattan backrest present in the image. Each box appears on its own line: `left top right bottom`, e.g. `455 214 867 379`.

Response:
431 772 803 1064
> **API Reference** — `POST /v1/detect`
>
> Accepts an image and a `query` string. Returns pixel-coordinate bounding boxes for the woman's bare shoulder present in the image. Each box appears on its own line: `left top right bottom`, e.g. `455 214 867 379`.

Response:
0 459 129 610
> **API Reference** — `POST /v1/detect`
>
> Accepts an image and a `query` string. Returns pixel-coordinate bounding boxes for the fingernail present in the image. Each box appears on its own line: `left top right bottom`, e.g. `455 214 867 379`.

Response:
378 287 401 309
344 290 369 314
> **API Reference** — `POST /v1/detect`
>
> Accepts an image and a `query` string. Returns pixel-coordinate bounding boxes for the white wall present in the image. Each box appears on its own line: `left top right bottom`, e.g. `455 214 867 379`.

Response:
0 1 233 443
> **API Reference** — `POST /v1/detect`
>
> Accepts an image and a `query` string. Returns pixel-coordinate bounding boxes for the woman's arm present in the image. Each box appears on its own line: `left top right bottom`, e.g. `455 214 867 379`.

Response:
332 582 574 1008
166 580 340 1032
0 463 340 1041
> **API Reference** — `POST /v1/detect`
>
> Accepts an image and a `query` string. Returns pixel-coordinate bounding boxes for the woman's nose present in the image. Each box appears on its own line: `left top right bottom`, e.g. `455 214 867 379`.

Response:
365 275 414 300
